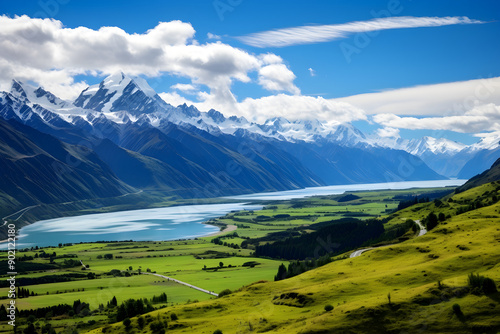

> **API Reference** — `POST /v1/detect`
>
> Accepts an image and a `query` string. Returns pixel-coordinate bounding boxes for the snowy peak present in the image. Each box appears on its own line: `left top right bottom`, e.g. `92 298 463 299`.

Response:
406 136 467 156
74 72 171 115
10 80 29 100
468 132 500 152
256 118 367 145
327 124 367 144
207 109 226 123
9 80 70 109
178 103 201 118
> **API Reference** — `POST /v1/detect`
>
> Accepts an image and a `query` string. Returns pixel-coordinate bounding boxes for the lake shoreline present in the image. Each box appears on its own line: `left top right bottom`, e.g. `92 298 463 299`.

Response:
0 180 466 249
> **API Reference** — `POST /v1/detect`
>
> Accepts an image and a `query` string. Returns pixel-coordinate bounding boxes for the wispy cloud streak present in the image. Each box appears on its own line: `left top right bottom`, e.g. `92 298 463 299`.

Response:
237 16 484 48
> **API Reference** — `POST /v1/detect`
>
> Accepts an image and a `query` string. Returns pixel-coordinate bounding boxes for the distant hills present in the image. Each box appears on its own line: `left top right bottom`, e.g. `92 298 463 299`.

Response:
0 72 496 210
0 118 132 212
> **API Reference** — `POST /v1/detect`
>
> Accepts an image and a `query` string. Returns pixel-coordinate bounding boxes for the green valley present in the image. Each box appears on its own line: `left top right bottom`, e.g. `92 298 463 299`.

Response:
3 181 497 333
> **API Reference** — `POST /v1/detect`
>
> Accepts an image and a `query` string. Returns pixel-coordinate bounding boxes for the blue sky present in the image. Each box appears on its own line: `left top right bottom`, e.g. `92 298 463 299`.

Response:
1 0 499 144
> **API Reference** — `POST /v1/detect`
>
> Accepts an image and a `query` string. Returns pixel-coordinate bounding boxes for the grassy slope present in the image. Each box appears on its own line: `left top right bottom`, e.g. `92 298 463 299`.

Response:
87 183 500 334
0 240 284 310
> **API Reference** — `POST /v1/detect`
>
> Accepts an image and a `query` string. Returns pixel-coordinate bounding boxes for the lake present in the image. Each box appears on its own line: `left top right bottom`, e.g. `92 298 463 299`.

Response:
7 179 466 248
10 203 263 249
227 179 467 200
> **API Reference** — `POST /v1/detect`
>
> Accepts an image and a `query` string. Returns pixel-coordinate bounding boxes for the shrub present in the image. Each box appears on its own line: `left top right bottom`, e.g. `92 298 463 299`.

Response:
468 273 498 294
324 304 334 312
452 303 464 320
218 289 232 298
123 318 131 328
137 316 145 329
149 321 165 334
482 277 498 294
170 313 178 321
213 330 223 334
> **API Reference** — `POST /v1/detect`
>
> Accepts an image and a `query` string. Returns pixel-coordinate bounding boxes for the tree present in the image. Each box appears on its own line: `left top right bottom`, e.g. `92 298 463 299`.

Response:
219 261 224 268
387 292 391 305
213 330 223 334
116 305 127 321
274 263 287 281
324 304 334 312
425 213 439 231
0 305 7 321
170 313 178 321
103 253 113 260
24 323 36 334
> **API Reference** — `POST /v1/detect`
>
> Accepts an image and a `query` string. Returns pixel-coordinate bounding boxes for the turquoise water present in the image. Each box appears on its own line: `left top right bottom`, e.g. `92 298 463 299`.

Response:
11 203 262 249
227 179 467 201
7 179 466 248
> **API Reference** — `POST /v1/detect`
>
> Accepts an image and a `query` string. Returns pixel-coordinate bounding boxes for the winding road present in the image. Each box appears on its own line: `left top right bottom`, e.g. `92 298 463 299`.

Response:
350 220 425 258
143 272 219 297
2 205 40 225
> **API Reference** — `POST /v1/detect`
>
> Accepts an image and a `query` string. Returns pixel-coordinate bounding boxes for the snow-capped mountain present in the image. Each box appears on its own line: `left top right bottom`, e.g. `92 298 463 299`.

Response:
1 72 496 186
405 136 467 156
74 72 176 116
468 133 500 152
0 73 489 158
10 80 72 110
65 72 371 146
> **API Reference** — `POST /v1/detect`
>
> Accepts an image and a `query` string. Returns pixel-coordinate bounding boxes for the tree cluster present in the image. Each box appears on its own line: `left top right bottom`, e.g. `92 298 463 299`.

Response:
17 287 35 298
274 253 333 281
116 298 155 322
396 196 430 211
255 219 385 260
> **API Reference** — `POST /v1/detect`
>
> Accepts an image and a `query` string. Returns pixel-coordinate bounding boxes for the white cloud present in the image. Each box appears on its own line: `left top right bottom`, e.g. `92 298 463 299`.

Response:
237 16 484 48
159 90 366 124
373 104 500 133
336 77 500 116
376 127 400 138
236 94 366 124
258 64 300 95
308 68 316 77
0 15 300 101
158 92 192 107
259 53 283 65
170 83 197 93
207 32 221 40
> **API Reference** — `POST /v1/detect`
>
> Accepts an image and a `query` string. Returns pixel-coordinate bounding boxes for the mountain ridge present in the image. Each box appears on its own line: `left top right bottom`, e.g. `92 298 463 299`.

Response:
0 73 473 210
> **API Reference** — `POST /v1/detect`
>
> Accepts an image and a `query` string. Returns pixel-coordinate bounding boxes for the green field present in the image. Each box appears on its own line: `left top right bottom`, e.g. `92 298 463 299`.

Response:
83 183 500 334
2 185 492 333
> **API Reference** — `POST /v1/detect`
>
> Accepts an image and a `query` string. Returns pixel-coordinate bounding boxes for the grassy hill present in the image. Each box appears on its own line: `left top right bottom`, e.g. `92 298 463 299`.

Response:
86 182 500 334
456 157 500 193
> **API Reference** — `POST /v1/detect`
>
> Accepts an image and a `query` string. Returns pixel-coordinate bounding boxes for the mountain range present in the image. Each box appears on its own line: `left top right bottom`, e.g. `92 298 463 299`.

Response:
1 72 497 209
